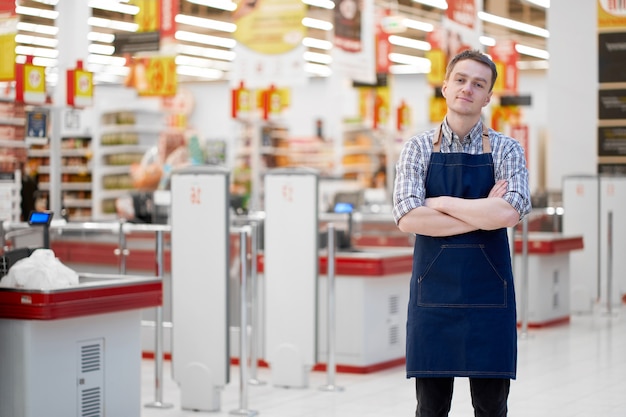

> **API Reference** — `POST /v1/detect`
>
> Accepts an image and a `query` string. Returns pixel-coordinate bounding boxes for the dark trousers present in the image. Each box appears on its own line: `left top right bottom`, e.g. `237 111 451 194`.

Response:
414 377 510 417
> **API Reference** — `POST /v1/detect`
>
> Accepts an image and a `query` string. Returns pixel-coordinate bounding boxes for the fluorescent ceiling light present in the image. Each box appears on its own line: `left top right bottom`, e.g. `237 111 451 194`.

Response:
175 30 236 48
16 22 58 35
302 37 332 50
302 17 333 31
403 18 434 32
89 32 116 43
15 6 59 19
15 45 58 59
23 56 57 68
187 0 237 11
15 34 58 48
411 0 447 10
87 63 130 77
478 11 549 38
303 51 332 64
175 55 232 71
176 14 236 33
389 52 430 66
479 36 496 47
390 63 431 74
388 35 431 51
302 0 335 9
176 65 224 80
88 44 115 55
89 0 139 14
305 62 332 77
87 54 128 66
516 44 549 59
177 44 236 61
89 17 139 32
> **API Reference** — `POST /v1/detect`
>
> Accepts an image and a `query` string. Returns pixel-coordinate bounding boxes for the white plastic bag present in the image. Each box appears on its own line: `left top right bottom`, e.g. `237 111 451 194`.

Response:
0 249 79 290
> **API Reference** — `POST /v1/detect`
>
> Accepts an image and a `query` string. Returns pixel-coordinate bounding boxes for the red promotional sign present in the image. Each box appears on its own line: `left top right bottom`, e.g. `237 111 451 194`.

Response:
160 0 178 46
446 0 477 30
510 124 529 169
375 9 391 74
489 40 519 94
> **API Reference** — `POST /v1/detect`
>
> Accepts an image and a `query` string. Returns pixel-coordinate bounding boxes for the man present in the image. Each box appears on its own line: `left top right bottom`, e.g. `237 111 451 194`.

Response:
392 49 531 417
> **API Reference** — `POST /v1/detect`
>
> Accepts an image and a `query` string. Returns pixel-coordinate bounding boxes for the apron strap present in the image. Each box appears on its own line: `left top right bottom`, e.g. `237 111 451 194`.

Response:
432 123 491 153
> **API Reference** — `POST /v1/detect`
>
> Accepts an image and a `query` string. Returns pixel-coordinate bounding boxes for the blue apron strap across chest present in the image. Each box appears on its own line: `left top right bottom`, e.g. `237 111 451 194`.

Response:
432 123 491 153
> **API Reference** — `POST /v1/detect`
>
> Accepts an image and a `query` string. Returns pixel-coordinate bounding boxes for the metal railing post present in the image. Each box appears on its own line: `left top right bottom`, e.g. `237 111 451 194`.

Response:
248 221 266 386
320 223 344 392
230 226 258 417
145 228 173 409
114 219 129 274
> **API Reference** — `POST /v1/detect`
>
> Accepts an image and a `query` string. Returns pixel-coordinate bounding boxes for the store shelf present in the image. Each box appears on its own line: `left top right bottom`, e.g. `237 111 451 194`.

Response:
92 104 169 220
0 170 21 222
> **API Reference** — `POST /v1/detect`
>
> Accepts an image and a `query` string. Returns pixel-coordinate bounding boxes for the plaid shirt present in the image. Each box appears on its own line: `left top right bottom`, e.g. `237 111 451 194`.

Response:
392 120 532 225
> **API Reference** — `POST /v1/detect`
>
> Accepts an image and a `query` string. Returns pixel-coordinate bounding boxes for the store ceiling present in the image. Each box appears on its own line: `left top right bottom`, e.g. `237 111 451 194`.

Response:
13 0 548 85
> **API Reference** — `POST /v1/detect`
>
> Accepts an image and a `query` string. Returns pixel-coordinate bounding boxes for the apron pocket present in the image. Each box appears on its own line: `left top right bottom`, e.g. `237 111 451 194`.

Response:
417 244 507 308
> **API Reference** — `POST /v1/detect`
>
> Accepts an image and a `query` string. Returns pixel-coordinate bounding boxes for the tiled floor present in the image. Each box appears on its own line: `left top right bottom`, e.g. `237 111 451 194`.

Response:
141 306 626 417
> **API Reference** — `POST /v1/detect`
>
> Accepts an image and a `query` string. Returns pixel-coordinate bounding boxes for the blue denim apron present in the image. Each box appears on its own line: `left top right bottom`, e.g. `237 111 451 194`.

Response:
406 124 517 379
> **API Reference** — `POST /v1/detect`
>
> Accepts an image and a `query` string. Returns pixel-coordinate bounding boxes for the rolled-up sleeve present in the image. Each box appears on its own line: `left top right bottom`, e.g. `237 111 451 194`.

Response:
392 136 430 225
494 135 532 221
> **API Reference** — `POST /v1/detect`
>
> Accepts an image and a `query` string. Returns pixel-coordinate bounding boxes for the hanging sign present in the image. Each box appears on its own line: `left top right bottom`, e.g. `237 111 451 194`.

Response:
66 60 93 107
128 55 177 97
135 0 160 32
396 100 411 132
490 40 519 94
15 57 46 104
0 2 16 82
231 82 253 119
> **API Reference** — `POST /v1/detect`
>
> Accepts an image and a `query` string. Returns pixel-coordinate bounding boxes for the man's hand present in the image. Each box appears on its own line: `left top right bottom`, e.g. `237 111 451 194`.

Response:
488 180 508 198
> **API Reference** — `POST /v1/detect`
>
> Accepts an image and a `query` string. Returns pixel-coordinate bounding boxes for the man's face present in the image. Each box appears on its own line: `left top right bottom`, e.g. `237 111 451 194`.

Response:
442 59 493 117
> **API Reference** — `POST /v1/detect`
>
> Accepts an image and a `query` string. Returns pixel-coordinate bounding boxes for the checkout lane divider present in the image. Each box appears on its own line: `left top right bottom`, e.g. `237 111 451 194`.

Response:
247 220 267 387
231 225 259 417
144 227 174 409
319 223 344 392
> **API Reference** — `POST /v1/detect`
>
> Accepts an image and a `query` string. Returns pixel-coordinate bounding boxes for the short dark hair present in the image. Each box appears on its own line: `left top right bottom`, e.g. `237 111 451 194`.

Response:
444 49 498 92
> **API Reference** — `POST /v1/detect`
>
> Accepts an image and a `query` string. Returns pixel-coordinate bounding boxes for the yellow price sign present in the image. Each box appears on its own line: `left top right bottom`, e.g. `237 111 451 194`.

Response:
134 0 160 32
137 56 177 97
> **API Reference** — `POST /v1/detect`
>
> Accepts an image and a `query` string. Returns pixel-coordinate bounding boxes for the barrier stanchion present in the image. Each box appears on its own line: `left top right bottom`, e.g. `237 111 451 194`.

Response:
145 228 173 409
231 226 258 417
114 219 129 274
519 216 529 339
605 211 614 316
248 221 266 386
319 223 344 392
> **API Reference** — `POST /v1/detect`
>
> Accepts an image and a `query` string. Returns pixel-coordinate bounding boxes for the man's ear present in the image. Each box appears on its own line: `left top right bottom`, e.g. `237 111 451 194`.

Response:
484 91 492 106
441 81 447 98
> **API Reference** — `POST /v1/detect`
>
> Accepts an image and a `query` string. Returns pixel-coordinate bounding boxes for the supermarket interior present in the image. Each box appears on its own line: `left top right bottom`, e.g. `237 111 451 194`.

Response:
1 0 626 416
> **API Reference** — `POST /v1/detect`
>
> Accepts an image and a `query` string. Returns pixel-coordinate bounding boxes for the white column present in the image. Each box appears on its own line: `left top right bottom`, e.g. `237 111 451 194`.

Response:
546 0 597 191
49 1 91 216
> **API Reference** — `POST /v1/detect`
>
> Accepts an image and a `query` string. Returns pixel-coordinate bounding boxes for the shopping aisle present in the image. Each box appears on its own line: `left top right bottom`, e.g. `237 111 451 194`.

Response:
141 308 626 417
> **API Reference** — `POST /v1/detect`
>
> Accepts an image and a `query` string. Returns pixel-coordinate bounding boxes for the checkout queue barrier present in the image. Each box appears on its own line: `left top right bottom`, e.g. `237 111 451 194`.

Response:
1 220 175 412
1 215 266 415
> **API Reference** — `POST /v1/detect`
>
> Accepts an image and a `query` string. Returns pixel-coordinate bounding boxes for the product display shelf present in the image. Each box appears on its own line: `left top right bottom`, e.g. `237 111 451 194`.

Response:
31 135 93 221
0 170 21 223
92 107 164 220
0 100 27 175
340 123 386 187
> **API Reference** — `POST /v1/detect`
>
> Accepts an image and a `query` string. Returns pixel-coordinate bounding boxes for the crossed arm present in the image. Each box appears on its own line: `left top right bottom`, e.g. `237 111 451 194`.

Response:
397 180 520 237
